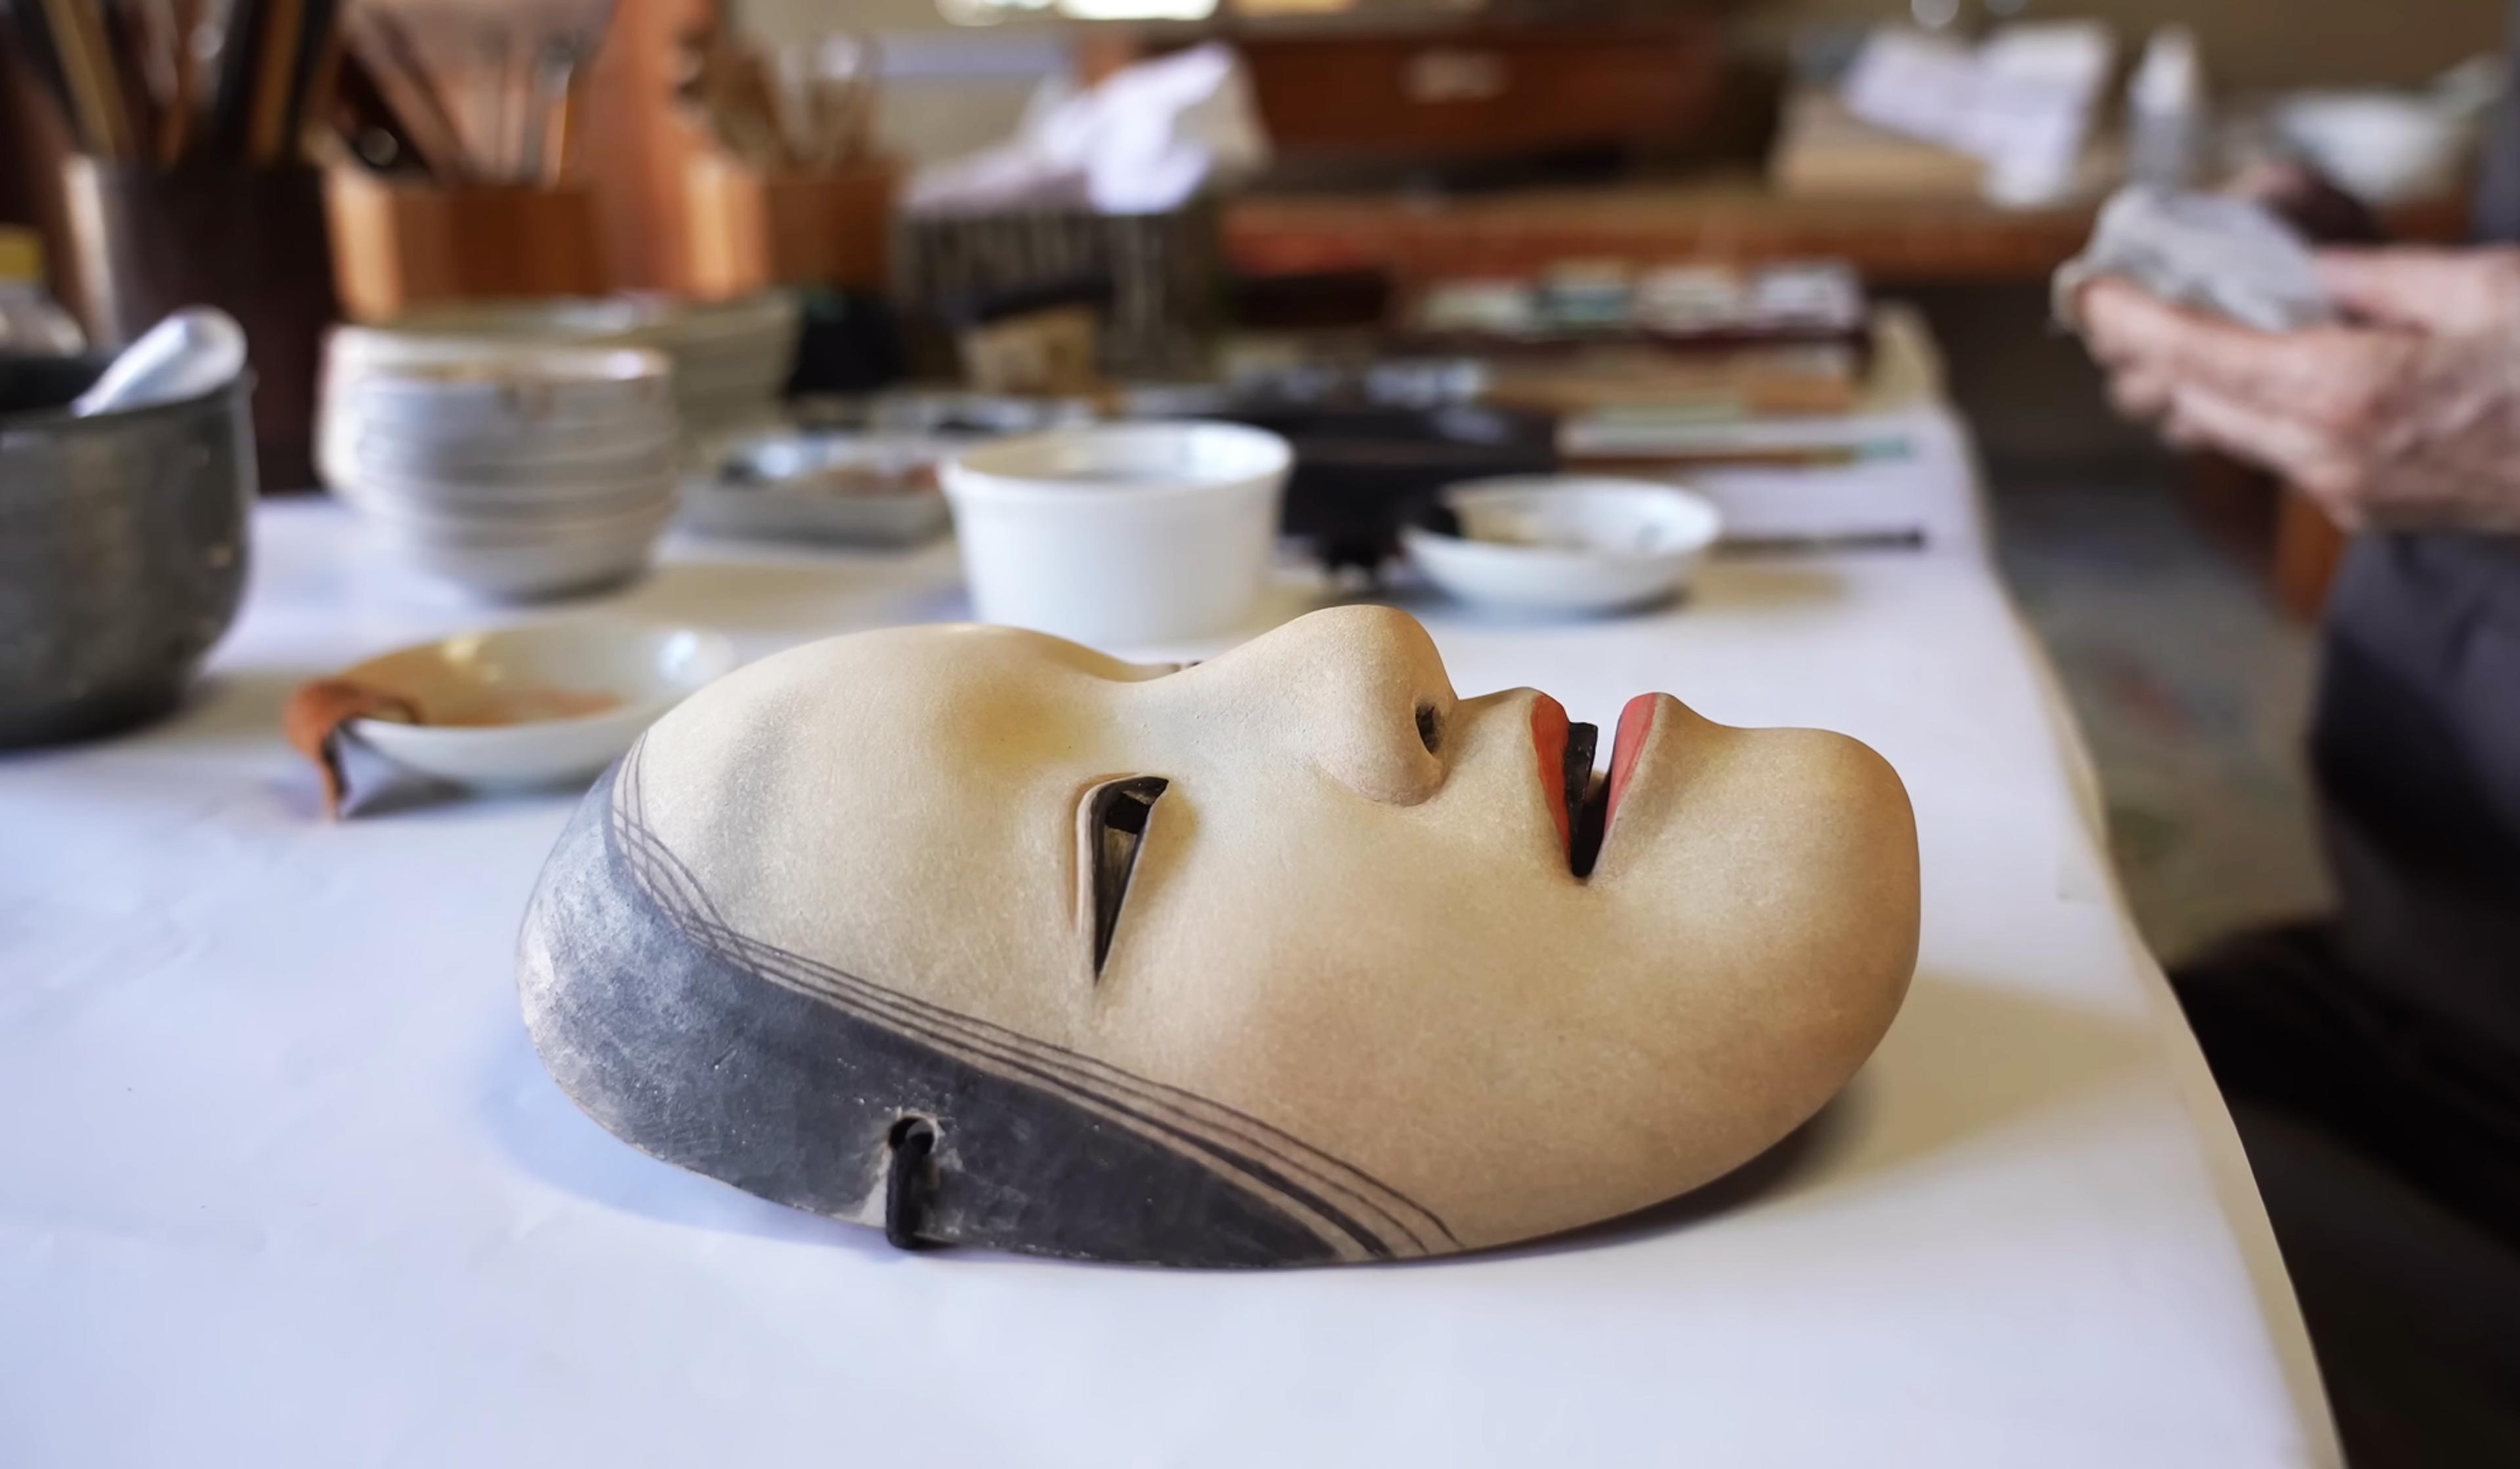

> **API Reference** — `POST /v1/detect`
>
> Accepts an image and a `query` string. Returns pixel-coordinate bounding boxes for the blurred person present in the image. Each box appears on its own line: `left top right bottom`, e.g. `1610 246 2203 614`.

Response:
2070 54 2520 1469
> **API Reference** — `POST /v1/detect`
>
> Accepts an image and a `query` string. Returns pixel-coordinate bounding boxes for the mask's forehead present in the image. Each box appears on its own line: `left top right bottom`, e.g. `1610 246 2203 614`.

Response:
641 625 1145 812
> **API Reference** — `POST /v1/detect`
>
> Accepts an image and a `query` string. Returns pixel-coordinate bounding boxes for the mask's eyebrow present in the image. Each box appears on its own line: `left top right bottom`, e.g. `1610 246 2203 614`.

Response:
1082 776 1170 978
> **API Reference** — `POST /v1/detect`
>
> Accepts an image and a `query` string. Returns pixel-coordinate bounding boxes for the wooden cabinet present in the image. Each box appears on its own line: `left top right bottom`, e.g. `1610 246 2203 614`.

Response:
1232 21 1725 163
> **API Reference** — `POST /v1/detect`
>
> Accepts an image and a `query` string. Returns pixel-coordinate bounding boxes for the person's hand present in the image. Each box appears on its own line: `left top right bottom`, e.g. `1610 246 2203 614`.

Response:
2081 247 2520 532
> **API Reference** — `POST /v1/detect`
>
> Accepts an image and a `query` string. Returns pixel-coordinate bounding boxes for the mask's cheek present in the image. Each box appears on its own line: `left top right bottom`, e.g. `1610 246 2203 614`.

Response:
643 709 1148 1046
1591 724 1920 1087
1095 766 1555 1026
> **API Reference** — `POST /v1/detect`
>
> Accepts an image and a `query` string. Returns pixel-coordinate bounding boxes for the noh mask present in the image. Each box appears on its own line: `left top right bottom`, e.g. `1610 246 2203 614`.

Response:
518 606 1919 1266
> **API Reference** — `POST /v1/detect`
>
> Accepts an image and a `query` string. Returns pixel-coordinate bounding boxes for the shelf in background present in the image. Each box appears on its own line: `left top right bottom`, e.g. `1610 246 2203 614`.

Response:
1225 178 2473 285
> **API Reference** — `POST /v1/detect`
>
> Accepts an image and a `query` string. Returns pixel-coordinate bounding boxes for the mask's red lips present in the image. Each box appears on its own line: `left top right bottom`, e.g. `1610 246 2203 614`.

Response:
1534 692 1664 879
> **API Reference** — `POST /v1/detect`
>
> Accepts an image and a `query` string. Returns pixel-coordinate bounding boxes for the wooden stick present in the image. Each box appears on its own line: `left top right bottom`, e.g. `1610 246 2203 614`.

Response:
158 0 201 164
345 7 467 179
279 0 339 157
1 0 77 133
243 0 303 163
39 0 135 157
102 0 162 152
208 0 268 160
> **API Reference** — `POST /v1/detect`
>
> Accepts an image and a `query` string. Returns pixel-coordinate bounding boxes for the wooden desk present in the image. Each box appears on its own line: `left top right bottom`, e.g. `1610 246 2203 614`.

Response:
1224 179 2471 285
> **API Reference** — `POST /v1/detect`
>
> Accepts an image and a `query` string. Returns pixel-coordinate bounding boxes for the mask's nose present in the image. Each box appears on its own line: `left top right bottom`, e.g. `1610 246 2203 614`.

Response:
1188 605 1459 806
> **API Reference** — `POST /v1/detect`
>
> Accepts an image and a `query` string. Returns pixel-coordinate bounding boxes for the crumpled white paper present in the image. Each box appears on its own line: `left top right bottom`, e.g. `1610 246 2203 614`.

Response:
2053 186 2335 334
1839 22 2115 207
905 43 1270 217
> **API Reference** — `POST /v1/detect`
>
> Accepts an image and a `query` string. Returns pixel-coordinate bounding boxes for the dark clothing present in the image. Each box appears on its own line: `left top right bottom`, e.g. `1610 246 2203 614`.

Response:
2475 3 2520 243
2162 24 2520 1462
2315 535 2520 1078
2174 540 2520 1466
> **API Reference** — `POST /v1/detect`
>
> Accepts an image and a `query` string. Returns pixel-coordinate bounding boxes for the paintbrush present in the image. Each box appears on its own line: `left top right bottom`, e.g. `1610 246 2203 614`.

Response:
343 7 469 178
276 0 339 157
39 0 136 157
205 0 267 159
329 47 425 173
521 0 610 186
157 0 204 163
242 0 301 162
0 0 79 142
100 0 161 152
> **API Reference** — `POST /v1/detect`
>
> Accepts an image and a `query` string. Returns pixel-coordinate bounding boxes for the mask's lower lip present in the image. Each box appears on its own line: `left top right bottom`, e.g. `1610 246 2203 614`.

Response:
1605 693 1661 834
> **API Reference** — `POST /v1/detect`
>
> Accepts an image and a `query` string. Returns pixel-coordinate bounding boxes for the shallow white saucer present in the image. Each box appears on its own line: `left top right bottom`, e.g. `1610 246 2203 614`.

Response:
1402 476 1723 615
340 622 738 788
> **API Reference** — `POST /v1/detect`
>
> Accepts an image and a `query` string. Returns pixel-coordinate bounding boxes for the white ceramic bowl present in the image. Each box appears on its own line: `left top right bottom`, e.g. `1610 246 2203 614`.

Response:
320 334 677 494
1402 476 1723 615
345 347 675 442
2276 92 2475 204
343 477 677 531
341 453 682 508
345 484 677 529
380 297 650 342
941 422 1293 648
348 417 682 473
364 512 673 601
340 622 738 789
322 413 669 493
324 293 800 455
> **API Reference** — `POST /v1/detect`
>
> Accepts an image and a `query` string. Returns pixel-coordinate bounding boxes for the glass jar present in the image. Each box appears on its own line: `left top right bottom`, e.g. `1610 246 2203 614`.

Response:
0 226 89 356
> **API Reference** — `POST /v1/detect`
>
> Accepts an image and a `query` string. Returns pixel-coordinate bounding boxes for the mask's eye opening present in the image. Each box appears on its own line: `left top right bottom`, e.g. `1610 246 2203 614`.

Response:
1416 702 1442 755
1089 776 1169 976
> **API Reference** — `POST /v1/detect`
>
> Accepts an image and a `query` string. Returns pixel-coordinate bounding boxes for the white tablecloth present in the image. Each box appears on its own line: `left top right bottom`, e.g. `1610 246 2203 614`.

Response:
0 408 2337 1467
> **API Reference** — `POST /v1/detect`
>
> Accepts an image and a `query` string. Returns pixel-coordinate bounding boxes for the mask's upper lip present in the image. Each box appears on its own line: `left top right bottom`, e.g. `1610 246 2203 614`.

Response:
1531 695 1574 861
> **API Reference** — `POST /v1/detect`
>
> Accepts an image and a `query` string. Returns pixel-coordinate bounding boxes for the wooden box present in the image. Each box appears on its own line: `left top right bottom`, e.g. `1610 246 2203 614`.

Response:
1232 21 1725 163
325 173 604 322
682 155 897 300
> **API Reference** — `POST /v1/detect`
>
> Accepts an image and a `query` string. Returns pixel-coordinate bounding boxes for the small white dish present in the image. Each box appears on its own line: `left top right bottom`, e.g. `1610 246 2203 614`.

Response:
340 623 738 788
2276 91 2475 204
1402 476 1723 615
680 429 953 546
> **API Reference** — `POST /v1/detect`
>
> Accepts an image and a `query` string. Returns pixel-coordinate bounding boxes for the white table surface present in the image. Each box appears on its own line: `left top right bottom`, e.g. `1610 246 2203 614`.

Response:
1 405 2338 1467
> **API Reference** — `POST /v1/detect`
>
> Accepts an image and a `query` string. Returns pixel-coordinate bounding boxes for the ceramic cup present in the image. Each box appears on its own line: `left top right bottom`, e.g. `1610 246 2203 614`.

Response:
940 422 1292 648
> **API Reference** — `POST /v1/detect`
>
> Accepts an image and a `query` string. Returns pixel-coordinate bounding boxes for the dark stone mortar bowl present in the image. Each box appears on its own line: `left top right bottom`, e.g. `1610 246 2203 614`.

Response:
0 354 255 749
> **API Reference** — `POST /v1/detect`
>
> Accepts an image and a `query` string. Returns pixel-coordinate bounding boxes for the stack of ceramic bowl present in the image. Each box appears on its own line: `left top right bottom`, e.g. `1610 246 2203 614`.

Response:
370 293 801 446
658 294 803 438
321 343 679 600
